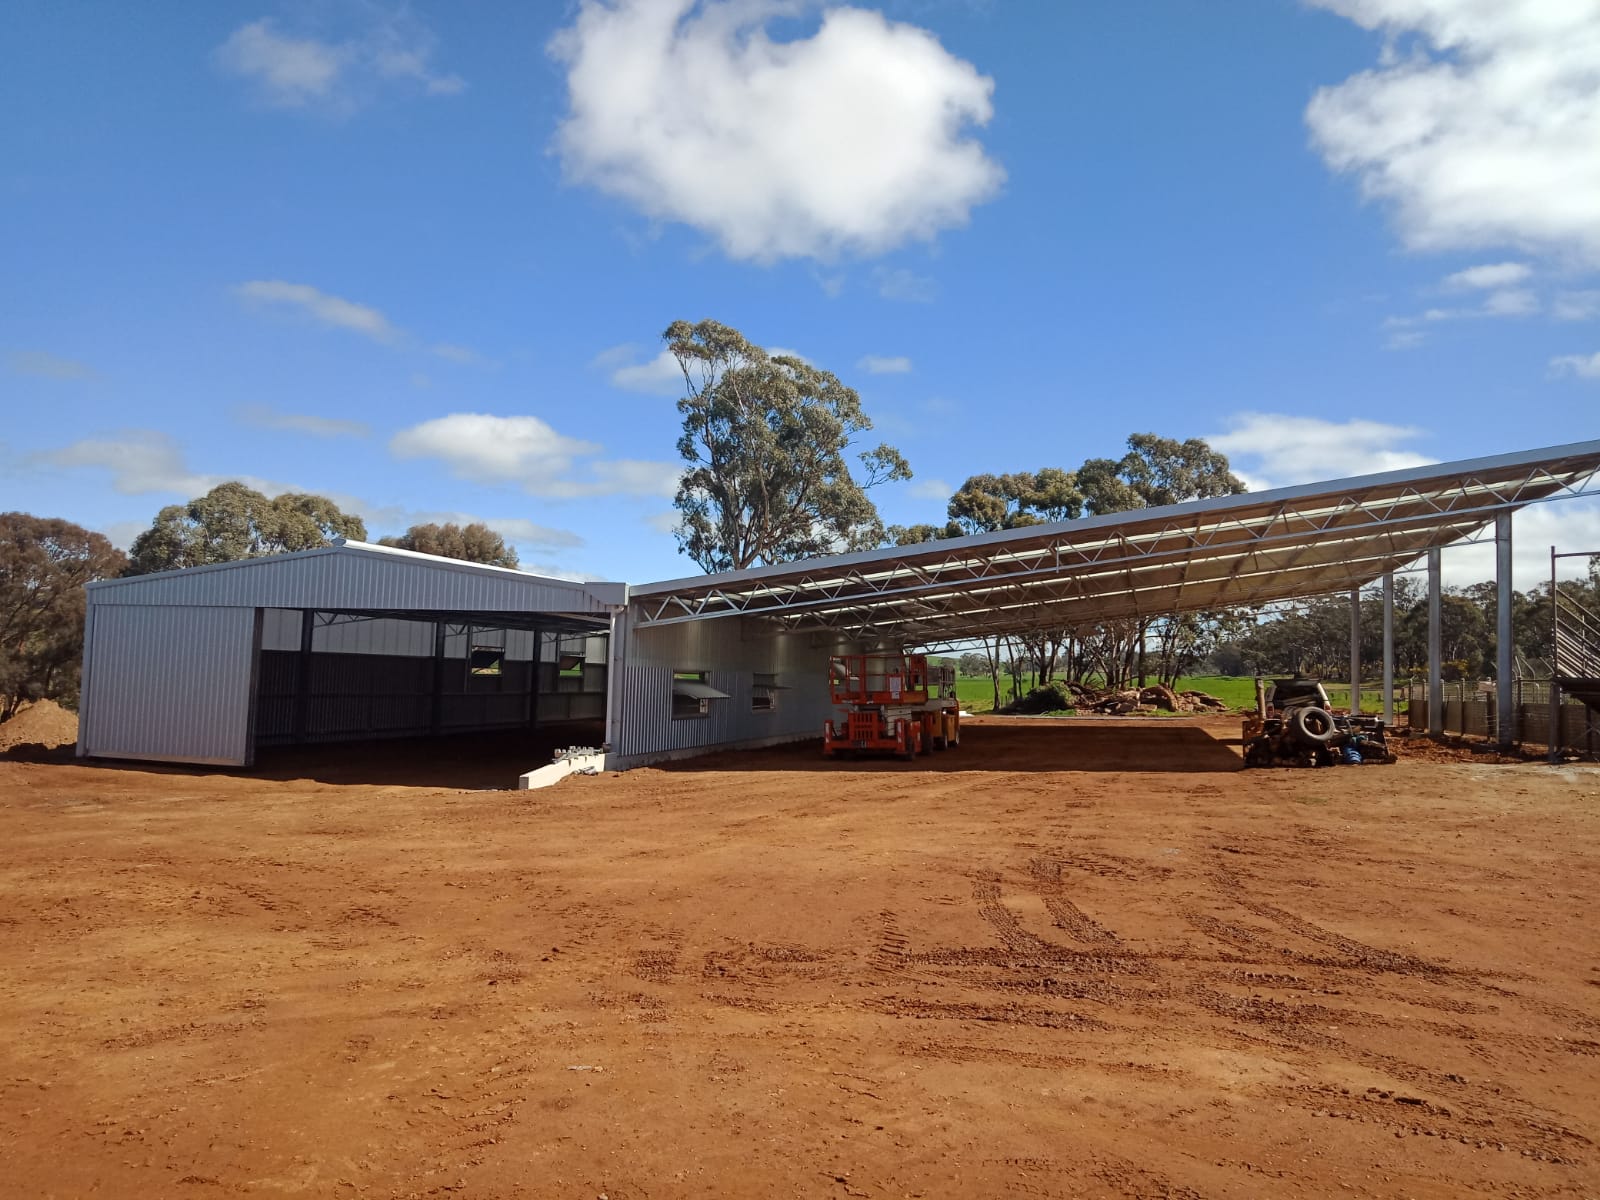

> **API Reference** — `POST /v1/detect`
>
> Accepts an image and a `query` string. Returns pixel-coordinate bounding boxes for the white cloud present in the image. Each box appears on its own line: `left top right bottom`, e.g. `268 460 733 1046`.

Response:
874 266 938 302
548 0 1004 262
33 431 289 497
1443 261 1532 290
1208 412 1435 491
644 510 681 535
215 20 342 107
1550 351 1600 379
542 459 683 500
430 342 491 366
1553 291 1600 321
1385 328 1426 350
1436 500 1600 590
859 354 912 374
235 280 401 343
389 412 680 499
604 347 684 395
215 14 463 113
907 477 951 501
8 350 96 380
391 413 599 482
236 404 370 438
1480 287 1538 316
1306 1 1600 264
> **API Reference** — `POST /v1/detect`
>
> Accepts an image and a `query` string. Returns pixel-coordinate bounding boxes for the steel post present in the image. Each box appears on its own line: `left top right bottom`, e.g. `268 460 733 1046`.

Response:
1382 573 1395 726
1428 548 1443 737
1550 546 1560 763
1349 587 1361 717
1495 512 1514 749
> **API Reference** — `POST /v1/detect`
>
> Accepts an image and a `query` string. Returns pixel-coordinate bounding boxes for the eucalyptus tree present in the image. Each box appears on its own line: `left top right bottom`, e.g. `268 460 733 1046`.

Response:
665 319 910 573
127 482 366 574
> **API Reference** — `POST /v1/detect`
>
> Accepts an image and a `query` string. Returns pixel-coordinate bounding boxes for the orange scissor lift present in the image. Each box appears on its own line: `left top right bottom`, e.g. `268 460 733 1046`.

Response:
822 653 961 760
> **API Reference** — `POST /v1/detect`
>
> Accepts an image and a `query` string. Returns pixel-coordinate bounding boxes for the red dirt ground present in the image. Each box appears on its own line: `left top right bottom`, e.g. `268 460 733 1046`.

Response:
2 716 1598 1199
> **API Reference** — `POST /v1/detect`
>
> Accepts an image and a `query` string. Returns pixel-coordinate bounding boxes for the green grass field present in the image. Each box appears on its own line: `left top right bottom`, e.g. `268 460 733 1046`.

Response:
952 674 1408 716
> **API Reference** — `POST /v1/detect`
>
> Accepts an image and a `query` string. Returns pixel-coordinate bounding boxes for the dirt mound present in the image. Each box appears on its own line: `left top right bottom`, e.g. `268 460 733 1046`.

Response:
1004 681 1233 716
0 699 79 755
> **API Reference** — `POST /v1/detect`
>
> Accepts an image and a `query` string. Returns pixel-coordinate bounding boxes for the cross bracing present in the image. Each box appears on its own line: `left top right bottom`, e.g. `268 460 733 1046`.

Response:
630 440 1600 645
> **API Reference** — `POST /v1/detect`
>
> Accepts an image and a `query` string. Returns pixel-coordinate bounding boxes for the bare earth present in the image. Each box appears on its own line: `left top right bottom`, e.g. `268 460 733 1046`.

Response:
2 717 1598 1199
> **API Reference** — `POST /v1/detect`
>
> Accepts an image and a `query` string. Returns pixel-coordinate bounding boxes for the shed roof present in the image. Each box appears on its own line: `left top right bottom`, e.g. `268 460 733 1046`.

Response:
631 439 1600 645
89 539 625 631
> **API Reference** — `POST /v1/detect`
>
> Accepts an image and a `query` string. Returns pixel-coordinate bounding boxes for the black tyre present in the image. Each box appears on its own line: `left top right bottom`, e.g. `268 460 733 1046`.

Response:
1290 706 1338 746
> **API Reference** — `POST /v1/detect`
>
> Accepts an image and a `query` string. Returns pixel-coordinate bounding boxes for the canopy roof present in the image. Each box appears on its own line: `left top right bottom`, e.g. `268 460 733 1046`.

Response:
632 439 1600 646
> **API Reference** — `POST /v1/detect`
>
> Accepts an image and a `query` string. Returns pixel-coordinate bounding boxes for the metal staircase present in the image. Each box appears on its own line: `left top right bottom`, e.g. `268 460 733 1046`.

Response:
1551 578 1600 758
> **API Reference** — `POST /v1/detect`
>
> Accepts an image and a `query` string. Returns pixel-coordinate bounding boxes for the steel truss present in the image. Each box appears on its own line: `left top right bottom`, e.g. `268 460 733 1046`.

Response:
630 443 1600 645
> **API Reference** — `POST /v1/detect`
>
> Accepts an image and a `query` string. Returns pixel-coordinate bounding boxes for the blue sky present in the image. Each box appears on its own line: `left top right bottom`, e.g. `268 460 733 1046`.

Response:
4 0 1598 587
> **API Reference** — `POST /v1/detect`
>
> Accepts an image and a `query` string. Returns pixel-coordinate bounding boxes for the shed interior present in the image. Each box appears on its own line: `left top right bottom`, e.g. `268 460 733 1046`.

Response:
251 609 609 750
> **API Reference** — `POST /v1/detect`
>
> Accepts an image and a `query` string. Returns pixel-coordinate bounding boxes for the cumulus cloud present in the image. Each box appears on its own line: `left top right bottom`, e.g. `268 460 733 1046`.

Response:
390 412 680 498
234 280 401 343
859 354 912 374
391 414 599 482
33 431 289 497
1306 1 1600 263
1207 413 1435 491
236 404 370 438
8 350 96 380
603 347 684 395
215 14 463 112
548 0 1004 262
1443 261 1532 290
1550 351 1600 379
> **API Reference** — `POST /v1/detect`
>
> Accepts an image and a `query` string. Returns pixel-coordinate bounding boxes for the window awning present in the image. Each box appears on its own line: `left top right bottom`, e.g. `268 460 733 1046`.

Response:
672 680 731 700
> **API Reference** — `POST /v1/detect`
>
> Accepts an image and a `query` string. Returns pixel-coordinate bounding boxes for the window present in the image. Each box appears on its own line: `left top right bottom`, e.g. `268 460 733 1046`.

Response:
672 670 729 720
469 647 504 676
752 672 781 713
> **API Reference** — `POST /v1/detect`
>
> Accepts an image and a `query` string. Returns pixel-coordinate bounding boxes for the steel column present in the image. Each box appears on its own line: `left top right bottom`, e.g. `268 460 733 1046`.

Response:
1349 587 1362 717
1550 547 1560 763
1381 573 1395 726
1428 548 1443 737
1495 512 1514 749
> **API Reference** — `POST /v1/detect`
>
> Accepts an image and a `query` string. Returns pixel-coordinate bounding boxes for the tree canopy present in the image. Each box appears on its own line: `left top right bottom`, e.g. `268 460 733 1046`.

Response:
665 319 911 573
127 483 367 575
377 522 519 568
1 513 127 720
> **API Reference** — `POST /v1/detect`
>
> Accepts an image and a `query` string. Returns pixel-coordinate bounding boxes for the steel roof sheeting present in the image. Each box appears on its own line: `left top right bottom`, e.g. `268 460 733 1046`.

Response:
88 539 626 619
630 439 1600 643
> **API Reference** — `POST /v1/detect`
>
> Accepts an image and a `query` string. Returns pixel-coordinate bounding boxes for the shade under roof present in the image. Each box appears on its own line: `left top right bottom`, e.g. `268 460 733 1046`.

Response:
631 439 1600 646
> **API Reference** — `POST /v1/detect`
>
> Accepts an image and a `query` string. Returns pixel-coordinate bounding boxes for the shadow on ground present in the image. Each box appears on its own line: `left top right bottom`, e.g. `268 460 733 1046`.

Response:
668 717 1244 775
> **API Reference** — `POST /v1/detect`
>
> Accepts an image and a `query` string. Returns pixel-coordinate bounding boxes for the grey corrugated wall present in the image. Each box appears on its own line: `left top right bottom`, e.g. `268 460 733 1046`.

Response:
607 609 841 764
79 604 259 766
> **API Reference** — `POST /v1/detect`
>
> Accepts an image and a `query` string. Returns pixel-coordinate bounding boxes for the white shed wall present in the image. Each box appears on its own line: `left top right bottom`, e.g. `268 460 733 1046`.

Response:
79 604 259 766
607 610 840 765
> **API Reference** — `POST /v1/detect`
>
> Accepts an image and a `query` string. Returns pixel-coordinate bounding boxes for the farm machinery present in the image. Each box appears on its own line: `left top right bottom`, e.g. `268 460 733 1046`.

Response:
1242 676 1394 768
822 653 961 760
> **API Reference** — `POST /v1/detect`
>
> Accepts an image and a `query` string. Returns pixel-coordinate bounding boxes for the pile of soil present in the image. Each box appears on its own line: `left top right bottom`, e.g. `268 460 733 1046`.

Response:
1005 681 1233 716
0 699 79 756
